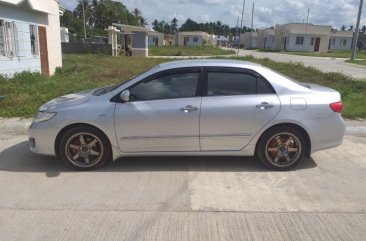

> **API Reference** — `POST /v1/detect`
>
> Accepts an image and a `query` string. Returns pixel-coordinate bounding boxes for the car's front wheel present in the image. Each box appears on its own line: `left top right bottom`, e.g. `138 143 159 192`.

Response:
256 126 306 170
59 126 111 170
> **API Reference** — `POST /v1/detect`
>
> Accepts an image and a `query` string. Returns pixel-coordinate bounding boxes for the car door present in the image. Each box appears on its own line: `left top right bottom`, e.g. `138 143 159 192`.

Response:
200 67 280 151
114 67 202 152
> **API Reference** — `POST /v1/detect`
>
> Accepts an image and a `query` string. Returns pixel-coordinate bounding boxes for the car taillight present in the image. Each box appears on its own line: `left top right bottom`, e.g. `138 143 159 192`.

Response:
330 101 343 113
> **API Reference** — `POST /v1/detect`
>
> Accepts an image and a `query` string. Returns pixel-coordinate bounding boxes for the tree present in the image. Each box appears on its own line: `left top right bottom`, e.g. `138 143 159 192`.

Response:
152 19 160 31
362 25 366 33
170 17 178 34
349 25 354 31
341 25 346 31
139 17 148 27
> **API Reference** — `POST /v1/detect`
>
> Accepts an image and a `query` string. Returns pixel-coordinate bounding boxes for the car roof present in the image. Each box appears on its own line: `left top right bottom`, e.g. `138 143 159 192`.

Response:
158 59 262 71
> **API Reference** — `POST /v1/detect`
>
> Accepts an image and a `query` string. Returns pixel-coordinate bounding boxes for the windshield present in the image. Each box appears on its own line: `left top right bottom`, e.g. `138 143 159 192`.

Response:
92 67 157 96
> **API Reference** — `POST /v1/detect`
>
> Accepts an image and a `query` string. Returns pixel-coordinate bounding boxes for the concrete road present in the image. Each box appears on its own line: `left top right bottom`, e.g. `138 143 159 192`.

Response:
227 48 366 81
0 134 366 240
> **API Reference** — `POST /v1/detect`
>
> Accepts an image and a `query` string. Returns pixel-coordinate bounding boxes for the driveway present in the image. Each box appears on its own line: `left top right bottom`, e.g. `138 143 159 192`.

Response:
227 48 366 81
0 130 366 240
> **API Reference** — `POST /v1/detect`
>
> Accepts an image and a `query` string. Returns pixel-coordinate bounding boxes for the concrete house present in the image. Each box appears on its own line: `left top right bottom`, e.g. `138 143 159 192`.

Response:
273 23 332 52
257 29 275 49
113 24 148 57
177 31 209 46
0 0 62 76
329 30 353 51
164 34 175 46
148 31 164 46
216 35 229 47
240 32 257 49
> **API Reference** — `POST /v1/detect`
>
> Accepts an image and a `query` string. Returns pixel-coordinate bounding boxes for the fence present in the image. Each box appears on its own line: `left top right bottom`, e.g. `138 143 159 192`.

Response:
61 43 112 55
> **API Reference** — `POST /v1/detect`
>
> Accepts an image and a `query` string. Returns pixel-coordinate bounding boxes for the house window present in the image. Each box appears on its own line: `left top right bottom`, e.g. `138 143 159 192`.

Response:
4 21 17 58
0 20 5 56
29 25 38 55
296 36 304 45
193 37 198 43
340 39 347 46
310 37 314 45
332 38 336 45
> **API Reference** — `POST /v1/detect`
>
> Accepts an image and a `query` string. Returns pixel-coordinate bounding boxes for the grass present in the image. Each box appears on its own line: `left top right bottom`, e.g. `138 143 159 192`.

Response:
258 49 366 59
0 54 365 119
346 59 366 66
149 45 235 56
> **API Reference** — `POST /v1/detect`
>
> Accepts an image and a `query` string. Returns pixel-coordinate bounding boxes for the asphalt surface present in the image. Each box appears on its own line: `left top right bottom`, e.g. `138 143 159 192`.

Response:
224 48 366 81
0 129 366 240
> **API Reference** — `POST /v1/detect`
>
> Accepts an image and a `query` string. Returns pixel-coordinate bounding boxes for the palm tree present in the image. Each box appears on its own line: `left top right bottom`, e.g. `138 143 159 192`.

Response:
170 17 178 34
133 8 141 18
341 25 346 31
139 17 148 27
362 25 366 33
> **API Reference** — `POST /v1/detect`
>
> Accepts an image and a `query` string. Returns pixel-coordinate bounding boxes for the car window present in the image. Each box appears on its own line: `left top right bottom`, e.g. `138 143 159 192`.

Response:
207 72 274 96
207 72 256 96
129 72 199 101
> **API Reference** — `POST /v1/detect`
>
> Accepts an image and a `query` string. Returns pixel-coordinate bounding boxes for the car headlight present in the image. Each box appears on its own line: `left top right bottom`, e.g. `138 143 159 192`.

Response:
33 111 57 123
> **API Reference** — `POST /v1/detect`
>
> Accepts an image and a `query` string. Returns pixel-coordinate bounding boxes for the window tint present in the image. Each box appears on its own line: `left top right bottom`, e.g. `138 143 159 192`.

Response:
207 72 274 96
257 77 275 94
207 72 256 96
130 72 199 101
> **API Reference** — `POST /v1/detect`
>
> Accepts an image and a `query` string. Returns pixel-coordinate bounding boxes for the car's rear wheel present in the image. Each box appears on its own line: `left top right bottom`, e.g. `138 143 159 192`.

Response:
59 126 111 170
256 126 306 170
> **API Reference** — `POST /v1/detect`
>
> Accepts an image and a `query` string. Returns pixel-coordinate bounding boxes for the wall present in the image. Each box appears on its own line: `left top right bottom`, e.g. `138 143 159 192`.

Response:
131 31 148 57
329 37 352 51
46 1 62 75
0 2 62 76
0 4 45 76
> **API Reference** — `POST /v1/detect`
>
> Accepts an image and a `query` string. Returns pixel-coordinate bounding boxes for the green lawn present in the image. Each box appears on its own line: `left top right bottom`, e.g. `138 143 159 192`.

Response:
0 54 365 119
149 45 235 56
258 49 366 59
346 59 366 66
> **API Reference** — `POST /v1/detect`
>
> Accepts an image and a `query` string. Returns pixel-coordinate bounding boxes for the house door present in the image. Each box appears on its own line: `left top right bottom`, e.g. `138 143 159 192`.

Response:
38 26 49 76
284 37 287 51
183 37 188 46
314 37 321 52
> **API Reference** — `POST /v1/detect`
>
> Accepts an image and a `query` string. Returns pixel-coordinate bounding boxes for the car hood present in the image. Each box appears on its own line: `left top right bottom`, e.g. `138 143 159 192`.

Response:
39 90 94 112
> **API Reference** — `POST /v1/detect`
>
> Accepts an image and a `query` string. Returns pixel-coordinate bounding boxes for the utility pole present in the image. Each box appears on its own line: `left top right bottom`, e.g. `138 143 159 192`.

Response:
235 16 239 48
237 0 245 57
351 0 364 60
81 0 87 39
303 8 310 51
250 2 254 49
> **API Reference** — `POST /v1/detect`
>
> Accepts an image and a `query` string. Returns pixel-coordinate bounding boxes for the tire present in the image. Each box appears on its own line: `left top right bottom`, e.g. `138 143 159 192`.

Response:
59 126 111 170
256 126 306 171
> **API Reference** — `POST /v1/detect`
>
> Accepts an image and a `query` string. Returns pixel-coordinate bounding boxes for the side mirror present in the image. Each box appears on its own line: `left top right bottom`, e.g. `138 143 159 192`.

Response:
120 90 130 102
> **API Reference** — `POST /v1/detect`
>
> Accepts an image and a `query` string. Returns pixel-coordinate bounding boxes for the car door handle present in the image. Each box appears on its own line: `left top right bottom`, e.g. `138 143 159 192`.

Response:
256 102 274 109
180 105 198 113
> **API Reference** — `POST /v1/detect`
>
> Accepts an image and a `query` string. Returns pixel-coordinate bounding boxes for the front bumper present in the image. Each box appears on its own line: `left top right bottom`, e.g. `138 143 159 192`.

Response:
28 121 60 156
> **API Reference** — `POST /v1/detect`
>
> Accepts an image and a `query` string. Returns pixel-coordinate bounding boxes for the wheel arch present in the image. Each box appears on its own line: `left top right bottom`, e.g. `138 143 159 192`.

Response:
54 123 112 157
255 123 311 158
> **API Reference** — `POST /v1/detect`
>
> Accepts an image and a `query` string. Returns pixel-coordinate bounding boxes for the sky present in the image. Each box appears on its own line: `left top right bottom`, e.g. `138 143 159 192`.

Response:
59 0 366 30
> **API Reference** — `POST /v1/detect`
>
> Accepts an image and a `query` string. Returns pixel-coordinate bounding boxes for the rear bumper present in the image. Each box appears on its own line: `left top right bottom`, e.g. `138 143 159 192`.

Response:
301 115 345 154
28 121 59 156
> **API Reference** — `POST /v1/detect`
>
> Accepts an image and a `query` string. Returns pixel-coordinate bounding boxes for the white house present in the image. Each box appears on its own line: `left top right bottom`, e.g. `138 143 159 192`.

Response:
0 0 62 76
257 29 275 49
273 23 332 52
216 35 229 47
240 32 257 48
177 31 209 46
329 30 353 51
148 31 164 46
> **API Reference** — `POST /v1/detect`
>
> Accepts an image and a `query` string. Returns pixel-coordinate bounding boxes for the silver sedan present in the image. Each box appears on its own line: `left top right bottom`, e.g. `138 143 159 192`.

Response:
29 59 345 170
